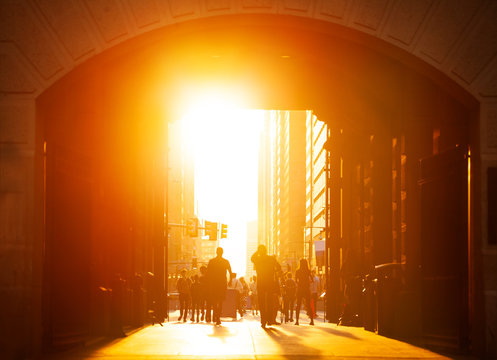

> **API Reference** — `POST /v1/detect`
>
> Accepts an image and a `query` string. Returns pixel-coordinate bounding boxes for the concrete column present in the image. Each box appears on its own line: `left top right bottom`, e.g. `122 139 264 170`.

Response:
0 99 42 358
478 101 497 357
325 125 342 323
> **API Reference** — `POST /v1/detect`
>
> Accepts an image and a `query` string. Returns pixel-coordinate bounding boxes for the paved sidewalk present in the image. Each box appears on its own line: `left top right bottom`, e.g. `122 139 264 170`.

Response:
45 314 470 360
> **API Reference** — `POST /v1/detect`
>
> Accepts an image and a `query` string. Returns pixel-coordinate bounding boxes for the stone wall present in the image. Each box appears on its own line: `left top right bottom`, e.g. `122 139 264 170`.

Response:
1 0 496 357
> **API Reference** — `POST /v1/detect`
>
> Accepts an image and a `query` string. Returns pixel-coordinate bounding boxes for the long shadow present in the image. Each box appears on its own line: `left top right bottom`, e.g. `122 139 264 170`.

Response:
262 326 323 359
207 324 237 343
278 315 362 340
302 326 362 340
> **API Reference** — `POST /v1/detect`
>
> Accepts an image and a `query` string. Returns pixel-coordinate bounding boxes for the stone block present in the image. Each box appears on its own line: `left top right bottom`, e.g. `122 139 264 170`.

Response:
0 287 31 358
35 0 97 61
127 0 161 28
0 192 26 247
0 246 29 288
485 292 497 358
168 0 197 18
0 101 35 145
317 0 348 20
84 0 129 42
241 0 274 9
0 148 28 192
206 0 231 11
417 0 484 64
483 253 497 291
452 2 497 83
0 53 37 94
0 2 62 79
352 0 389 32
385 0 432 46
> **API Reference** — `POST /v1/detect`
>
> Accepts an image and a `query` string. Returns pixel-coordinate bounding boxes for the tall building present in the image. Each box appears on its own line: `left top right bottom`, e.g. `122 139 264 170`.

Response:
246 220 258 280
258 114 273 253
305 111 327 269
258 110 306 272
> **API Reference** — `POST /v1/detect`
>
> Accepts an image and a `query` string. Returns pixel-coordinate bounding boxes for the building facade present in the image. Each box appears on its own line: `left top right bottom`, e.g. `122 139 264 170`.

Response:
258 110 306 272
258 114 273 254
305 111 327 269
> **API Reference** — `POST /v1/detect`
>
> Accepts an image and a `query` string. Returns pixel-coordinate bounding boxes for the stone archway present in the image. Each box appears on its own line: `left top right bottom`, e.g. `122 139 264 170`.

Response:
1 1 497 357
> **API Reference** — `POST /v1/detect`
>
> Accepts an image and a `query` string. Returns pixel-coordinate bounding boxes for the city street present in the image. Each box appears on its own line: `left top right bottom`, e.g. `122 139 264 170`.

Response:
44 312 470 360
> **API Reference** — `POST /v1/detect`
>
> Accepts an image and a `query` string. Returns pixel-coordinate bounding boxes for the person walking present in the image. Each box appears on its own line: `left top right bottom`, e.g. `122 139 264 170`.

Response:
283 272 296 323
198 265 210 322
310 269 320 318
249 276 258 316
190 274 201 322
239 277 249 317
251 245 281 328
295 259 314 326
227 272 244 318
177 269 191 323
207 247 232 325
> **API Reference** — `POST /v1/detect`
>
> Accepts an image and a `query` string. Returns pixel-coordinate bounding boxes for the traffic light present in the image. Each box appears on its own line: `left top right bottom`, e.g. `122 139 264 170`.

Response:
186 217 198 237
204 220 218 240
220 223 228 239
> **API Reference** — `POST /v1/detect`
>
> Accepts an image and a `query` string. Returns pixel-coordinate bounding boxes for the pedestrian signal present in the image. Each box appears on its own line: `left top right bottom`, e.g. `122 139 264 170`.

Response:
204 220 218 240
187 217 198 237
220 224 228 239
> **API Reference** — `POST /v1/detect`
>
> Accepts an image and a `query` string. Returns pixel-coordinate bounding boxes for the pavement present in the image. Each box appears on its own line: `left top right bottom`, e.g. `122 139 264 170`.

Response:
45 311 473 360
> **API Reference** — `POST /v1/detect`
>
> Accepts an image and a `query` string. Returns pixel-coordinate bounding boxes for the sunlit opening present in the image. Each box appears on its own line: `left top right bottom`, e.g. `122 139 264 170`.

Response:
180 91 264 276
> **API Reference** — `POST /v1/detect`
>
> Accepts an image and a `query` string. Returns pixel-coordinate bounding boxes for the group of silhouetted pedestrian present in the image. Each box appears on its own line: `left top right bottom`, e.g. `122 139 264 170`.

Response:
175 247 236 325
175 245 320 328
251 245 320 328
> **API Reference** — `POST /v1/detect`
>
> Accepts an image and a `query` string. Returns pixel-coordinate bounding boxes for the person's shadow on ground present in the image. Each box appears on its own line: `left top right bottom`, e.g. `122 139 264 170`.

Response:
263 327 323 358
208 324 237 343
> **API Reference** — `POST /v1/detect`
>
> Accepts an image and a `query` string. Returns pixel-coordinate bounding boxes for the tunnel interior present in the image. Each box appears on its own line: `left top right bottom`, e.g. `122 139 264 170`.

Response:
35 15 477 350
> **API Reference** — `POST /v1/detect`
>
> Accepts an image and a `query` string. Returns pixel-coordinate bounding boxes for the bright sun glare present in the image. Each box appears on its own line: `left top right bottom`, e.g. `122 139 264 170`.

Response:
181 92 264 276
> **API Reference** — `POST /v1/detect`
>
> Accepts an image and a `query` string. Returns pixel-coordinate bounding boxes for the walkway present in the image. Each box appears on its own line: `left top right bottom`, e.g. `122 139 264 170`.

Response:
45 313 469 360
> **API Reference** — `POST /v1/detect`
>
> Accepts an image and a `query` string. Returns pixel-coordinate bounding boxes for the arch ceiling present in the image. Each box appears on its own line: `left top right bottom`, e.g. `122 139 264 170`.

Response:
0 0 496 102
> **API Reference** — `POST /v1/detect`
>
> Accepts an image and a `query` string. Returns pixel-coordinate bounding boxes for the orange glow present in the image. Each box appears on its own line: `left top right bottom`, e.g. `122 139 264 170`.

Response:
180 91 264 275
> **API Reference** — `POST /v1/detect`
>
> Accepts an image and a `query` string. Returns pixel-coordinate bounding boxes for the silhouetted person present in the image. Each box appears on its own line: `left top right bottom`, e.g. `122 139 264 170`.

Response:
190 274 201 322
228 272 244 318
198 265 210 322
310 269 320 318
239 277 249 316
283 272 296 323
295 258 314 326
207 247 232 325
249 276 258 315
177 269 191 322
251 245 281 328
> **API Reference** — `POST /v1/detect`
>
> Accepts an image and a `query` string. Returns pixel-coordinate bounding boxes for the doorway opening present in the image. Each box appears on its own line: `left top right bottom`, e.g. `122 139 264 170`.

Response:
36 15 475 353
